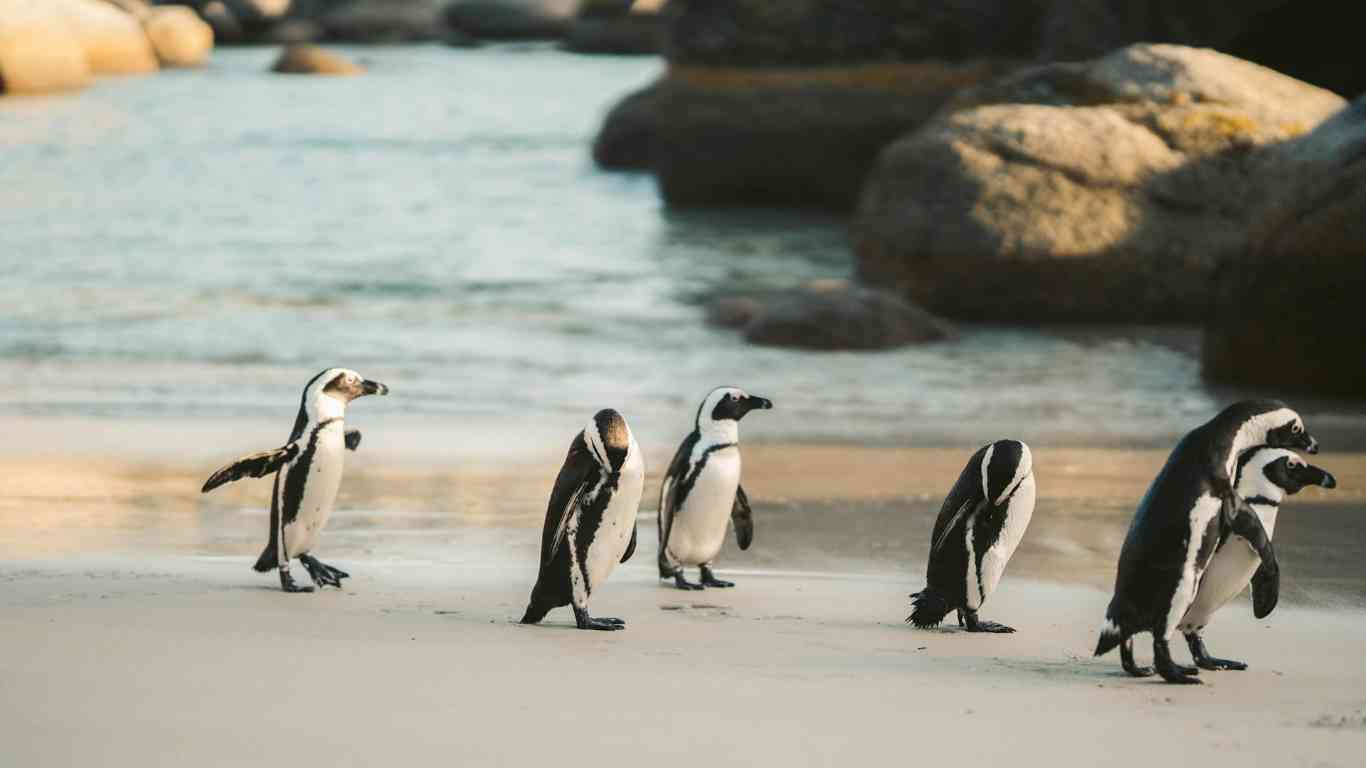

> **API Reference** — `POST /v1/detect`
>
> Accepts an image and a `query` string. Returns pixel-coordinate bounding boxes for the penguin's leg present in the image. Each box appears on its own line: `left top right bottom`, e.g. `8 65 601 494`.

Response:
278 564 313 593
961 607 1015 634
572 605 625 631
298 554 348 589
699 563 734 588
1153 636 1201 684
1120 635 1154 677
277 520 313 594
1184 630 1247 671
660 544 703 589
673 571 704 590
956 610 965 628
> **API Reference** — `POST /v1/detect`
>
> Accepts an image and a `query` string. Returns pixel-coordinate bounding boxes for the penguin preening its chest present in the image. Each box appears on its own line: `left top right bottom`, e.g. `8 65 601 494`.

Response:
1178 448 1336 671
1094 399 1319 684
201 368 389 593
908 440 1036 633
657 386 772 590
521 409 645 631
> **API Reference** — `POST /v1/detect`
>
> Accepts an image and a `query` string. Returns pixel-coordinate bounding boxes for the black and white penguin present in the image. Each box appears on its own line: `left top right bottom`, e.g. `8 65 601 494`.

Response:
1094 399 1318 684
201 368 389 592
907 439 1036 633
657 386 772 590
1178 447 1336 670
521 409 645 631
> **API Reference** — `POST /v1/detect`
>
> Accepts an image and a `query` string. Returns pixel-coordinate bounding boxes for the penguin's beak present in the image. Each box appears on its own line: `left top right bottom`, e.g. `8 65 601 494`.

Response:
361 380 389 397
738 395 773 418
1313 467 1337 489
1303 434 1319 455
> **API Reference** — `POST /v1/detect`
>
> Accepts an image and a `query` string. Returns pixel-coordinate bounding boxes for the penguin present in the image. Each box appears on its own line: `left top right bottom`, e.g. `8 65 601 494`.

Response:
201 368 389 593
907 439 1036 633
1178 447 1336 670
521 409 645 631
657 386 772 590
1094 399 1319 684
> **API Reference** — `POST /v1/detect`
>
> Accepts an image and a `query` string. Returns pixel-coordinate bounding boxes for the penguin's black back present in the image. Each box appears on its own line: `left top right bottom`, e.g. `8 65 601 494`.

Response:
526 433 615 614
923 445 990 606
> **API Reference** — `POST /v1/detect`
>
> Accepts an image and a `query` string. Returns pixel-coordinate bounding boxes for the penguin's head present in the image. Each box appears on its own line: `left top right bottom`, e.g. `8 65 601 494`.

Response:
1227 400 1317 455
1250 449 1337 496
584 408 632 473
981 439 1033 506
313 368 390 404
1263 410 1318 455
698 386 773 427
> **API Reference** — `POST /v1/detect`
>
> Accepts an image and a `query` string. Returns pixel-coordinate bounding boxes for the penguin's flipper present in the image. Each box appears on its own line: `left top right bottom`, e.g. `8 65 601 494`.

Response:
620 524 638 563
731 484 754 550
540 434 594 567
344 429 362 451
201 443 298 493
1227 496 1279 618
931 498 977 554
1250 563 1279 619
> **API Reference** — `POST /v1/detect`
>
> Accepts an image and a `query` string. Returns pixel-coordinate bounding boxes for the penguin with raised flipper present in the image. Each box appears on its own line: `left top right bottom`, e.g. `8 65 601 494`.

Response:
201 368 388 593
657 386 772 590
521 409 645 630
1094 400 1318 684
907 439 1036 633
1178 447 1336 670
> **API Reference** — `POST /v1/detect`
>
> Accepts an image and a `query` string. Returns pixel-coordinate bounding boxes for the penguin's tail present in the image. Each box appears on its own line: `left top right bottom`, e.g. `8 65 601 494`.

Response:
253 545 277 573
1094 602 1127 656
520 593 552 625
906 588 952 629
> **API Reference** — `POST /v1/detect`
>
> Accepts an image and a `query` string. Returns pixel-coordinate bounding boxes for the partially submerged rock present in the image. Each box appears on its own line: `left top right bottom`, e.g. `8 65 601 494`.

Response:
442 0 575 41
270 44 363 75
318 0 446 43
854 44 1345 323
144 6 214 68
708 280 955 350
1204 97 1366 396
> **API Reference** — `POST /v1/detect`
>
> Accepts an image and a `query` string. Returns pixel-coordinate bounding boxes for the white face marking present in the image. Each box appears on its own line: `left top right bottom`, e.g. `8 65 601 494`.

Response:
1226 407 1300 479
696 386 748 444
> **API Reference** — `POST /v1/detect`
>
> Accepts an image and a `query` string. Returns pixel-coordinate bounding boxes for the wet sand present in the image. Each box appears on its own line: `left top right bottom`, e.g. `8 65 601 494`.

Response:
2 442 1365 765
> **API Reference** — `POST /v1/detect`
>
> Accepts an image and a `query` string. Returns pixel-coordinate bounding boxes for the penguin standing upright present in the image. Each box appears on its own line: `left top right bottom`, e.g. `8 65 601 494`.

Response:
521 409 645 631
1094 400 1318 683
201 368 389 592
657 386 772 590
1178 447 1336 670
907 440 1036 633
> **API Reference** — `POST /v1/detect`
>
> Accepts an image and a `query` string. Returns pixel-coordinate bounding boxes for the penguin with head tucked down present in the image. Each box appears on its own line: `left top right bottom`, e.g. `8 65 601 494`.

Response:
907 439 1036 633
201 368 389 592
1094 399 1318 684
521 409 645 630
1177 447 1336 671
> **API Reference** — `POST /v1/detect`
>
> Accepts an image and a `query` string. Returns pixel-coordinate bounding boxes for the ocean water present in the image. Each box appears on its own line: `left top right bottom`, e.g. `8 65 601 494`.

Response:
0 45 1300 451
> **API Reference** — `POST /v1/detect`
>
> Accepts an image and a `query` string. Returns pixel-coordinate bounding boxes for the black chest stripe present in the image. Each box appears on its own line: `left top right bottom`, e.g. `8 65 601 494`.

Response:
675 442 738 511
280 418 341 527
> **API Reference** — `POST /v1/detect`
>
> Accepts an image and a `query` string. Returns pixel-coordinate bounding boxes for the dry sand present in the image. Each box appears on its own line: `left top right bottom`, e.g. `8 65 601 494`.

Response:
2 443 1365 766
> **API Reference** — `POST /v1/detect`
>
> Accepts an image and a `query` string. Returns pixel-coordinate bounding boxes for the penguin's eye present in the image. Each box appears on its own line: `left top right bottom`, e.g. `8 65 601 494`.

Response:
1292 423 1303 433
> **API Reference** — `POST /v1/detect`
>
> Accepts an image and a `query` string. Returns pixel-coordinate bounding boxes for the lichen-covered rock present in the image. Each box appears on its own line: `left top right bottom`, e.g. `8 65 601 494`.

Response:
270 43 363 75
0 2 92 95
1204 97 1366 396
144 6 214 67
708 280 954 350
854 44 1345 323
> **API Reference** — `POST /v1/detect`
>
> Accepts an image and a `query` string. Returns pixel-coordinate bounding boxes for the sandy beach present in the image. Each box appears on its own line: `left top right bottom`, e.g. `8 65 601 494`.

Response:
3 436 1364 766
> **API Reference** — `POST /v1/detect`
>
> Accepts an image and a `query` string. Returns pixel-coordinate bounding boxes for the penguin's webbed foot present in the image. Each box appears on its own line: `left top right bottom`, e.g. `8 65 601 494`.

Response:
574 607 625 631
673 572 705 591
1185 632 1248 671
1154 639 1202 685
699 565 734 588
279 569 314 594
299 554 349 589
961 608 1015 633
1120 637 1154 677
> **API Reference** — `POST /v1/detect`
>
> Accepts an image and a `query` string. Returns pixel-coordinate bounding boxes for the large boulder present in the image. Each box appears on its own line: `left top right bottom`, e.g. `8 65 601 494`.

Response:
58 0 159 74
442 0 575 40
270 43 363 74
317 0 445 43
597 60 1011 210
853 44 1345 323
564 0 663 55
0 2 92 95
1204 97 1366 396
144 6 213 67
707 280 955 350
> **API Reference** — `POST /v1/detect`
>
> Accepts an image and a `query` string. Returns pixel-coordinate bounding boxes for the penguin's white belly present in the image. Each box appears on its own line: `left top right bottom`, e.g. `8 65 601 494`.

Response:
1163 493 1223 638
283 424 346 557
1180 506 1278 631
668 449 740 566
973 474 1036 608
584 452 644 592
